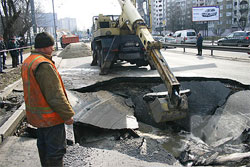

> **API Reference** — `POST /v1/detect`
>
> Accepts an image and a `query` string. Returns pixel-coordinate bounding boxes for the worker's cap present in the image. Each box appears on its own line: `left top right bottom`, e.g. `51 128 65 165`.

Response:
35 32 55 49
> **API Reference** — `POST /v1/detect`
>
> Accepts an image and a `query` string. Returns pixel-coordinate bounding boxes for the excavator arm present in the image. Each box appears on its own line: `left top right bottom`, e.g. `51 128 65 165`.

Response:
118 0 189 122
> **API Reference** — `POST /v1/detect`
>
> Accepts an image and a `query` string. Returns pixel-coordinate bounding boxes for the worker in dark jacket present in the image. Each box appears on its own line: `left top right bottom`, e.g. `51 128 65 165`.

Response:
21 32 75 167
8 36 19 67
196 33 203 56
0 35 6 73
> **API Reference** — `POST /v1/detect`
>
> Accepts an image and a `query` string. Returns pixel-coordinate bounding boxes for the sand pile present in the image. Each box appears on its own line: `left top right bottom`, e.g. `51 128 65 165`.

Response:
58 42 92 59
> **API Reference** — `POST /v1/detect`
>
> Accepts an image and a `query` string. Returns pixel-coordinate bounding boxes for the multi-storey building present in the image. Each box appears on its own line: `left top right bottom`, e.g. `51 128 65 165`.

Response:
154 0 250 36
205 0 249 36
151 0 167 34
165 0 197 33
58 18 77 33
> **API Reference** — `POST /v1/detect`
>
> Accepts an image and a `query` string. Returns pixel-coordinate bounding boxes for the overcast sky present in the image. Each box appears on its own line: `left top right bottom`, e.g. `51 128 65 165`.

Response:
38 0 121 30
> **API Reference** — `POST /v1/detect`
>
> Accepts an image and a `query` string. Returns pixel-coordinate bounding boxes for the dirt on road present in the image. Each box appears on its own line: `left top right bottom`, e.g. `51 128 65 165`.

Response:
0 66 21 92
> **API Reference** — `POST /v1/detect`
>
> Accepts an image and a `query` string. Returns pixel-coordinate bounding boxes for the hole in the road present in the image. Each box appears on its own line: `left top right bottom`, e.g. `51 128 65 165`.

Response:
72 77 250 166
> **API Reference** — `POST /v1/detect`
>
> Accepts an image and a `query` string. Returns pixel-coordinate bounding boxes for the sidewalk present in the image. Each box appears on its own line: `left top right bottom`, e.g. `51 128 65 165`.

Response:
0 50 62 167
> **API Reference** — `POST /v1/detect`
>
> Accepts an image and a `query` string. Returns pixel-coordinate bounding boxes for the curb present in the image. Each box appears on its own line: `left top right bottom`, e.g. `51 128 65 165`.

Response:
0 103 25 144
0 79 22 101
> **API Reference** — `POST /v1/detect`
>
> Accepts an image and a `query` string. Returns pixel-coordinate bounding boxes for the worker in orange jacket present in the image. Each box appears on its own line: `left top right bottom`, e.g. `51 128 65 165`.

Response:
21 32 75 167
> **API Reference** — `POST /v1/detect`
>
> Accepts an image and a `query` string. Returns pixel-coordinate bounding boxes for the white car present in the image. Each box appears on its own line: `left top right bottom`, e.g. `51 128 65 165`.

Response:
173 29 197 44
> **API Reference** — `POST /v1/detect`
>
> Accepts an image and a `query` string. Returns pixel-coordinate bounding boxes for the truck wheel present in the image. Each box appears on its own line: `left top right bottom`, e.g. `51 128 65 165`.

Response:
136 60 148 67
98 49 105 67
91 51 98 66
99 49 108 75
149 63 156 70
97 49 101 67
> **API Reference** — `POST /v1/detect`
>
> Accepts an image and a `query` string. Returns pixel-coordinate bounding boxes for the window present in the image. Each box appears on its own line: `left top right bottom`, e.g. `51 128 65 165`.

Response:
99 22 109 28
233 32 246 37
220 5 223 10
226 20 231 24
227 33 234 38
226 12 232 16
187 32 196 36
226 4 232 9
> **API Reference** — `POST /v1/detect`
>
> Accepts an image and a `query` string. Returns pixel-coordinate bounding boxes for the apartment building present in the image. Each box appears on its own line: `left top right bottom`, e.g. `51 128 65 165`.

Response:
165 0 197 33
151 0 167 34
154 0 250 36
58 17 77 33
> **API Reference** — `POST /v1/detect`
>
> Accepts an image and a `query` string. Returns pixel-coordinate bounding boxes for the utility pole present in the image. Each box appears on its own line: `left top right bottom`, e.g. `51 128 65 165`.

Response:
52 0 58 50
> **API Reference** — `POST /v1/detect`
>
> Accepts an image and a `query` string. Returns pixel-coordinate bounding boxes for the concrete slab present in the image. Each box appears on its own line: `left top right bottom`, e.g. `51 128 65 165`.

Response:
0 136 40 167
202 90 250 145
74 91 138 129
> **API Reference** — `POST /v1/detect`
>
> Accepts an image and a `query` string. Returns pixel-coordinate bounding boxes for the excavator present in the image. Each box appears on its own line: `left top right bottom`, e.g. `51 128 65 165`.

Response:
90 0 190 123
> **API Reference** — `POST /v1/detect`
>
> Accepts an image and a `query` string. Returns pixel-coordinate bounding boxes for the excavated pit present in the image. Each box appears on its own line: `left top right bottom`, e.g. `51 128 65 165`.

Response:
72 77 250 166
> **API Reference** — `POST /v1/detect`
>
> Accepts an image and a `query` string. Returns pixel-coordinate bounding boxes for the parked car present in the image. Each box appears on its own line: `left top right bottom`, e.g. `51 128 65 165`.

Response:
164 35 176 43
202 9 217 17
217 31 250 47
173 29 197 44
153 36 164 42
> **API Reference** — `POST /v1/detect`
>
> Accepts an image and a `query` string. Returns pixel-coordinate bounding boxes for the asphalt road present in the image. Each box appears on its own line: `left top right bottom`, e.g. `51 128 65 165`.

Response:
1 44 250 167
162 47 250 85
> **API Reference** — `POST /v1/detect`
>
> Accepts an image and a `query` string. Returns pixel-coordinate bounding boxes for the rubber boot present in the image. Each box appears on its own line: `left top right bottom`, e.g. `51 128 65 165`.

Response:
47 157 64 167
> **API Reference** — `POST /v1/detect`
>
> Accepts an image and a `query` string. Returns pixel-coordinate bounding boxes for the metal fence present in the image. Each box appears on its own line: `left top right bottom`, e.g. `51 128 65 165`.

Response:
0 46 32 53
162 43 250 56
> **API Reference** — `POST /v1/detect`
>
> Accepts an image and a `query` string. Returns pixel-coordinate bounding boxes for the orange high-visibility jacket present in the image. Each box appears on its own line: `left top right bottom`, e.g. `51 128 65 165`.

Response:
21 54 66 128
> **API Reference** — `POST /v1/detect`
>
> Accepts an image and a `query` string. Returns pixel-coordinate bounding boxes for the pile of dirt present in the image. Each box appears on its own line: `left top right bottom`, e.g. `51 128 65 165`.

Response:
58 42 92 59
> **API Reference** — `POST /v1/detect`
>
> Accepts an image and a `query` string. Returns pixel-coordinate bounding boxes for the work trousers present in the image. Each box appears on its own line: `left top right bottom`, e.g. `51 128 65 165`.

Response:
2 53 6 66
20 51 23 64
10 54 18 67
197 46 202 55
0 54 2 72
37 123 66 167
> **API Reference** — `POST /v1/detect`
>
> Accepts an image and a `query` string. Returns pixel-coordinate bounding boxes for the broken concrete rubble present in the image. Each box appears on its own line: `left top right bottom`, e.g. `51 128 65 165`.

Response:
73 90 138 130
201 90 250 145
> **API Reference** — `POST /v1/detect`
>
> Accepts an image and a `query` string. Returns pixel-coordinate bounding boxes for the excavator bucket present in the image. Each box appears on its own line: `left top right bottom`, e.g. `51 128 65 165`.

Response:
143 90 190 122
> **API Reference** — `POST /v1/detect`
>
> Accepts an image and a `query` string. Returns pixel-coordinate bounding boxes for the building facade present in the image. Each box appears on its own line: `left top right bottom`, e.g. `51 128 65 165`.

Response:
153 0 250 36
58 18 77 33
151 0 167 34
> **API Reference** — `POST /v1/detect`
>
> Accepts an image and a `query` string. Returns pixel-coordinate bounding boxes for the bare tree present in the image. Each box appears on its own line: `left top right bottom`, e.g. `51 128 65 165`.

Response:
212 27 225 37
0 0 32 42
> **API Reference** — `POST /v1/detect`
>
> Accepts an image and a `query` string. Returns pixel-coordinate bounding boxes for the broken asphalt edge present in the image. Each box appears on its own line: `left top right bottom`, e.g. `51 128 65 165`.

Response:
0 55 62 145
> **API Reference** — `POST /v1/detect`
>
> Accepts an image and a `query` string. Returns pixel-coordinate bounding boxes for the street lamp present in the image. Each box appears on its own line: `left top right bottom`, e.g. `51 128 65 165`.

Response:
52 0 58 50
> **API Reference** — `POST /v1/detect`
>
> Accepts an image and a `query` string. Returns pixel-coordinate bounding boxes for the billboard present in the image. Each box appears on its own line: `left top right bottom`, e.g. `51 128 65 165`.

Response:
192 6 220 22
